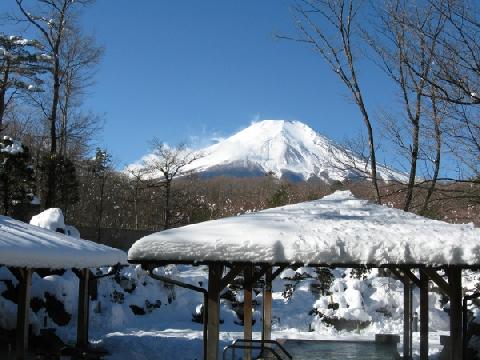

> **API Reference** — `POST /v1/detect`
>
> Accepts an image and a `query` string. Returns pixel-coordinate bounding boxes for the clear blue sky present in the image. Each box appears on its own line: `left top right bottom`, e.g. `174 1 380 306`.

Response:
2 0 399 167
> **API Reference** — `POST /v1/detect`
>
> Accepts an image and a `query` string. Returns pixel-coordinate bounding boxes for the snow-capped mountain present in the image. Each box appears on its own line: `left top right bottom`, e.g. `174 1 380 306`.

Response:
131 120 406 183
181 120 405 183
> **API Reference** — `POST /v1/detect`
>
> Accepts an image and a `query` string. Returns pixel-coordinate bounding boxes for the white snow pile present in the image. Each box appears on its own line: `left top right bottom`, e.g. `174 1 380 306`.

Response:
129 190 480 266
0 215 126 268
30 208 80 238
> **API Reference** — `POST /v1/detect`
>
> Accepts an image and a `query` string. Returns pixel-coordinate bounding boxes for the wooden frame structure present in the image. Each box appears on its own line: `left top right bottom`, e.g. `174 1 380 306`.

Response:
7 266 93 360
132 258 471 360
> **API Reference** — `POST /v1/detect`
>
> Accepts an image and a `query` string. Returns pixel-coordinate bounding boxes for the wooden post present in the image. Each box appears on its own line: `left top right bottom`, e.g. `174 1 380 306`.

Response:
16 268 32 360
207 264 222 360
448 268 462 360
77 268 90 348
203 292 208 360
420 270 429 360
262 266 272 344
244 265 253 360
404 277 412 360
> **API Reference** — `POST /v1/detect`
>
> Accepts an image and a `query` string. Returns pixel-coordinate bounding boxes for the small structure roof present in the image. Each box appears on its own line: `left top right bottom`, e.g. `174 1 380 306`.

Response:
129 191 480 267
0 216 126 268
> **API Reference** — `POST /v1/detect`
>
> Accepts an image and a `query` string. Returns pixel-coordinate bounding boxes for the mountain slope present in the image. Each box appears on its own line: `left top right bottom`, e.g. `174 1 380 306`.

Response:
183 120 405 183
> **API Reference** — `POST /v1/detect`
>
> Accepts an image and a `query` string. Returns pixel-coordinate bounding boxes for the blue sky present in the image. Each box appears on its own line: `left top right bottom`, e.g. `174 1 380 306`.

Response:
2 0 399 167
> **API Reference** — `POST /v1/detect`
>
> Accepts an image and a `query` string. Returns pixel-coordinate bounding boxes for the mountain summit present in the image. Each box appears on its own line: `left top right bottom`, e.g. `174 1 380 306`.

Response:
184 120 405 183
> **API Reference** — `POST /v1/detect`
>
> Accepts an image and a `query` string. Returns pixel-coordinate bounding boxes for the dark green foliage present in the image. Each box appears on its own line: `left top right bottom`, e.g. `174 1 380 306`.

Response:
315 267 335 294
0 137 35 215
350 267 371 280
419 204 442 220
268 183 290 208
40 154 79 211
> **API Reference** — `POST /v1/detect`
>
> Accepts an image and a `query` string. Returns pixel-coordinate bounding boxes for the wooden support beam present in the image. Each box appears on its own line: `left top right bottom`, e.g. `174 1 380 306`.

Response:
404 277 412 360
207 264 222 360
401 268 421 288
252 265 270 285
16 268 32 360
77 268 90 348
448 268 463 360
390 268 405 283
220 265 243 289
243 265 253 360
262 266 272 344
420 269 429 360
271 265 287 281
422 268 451 297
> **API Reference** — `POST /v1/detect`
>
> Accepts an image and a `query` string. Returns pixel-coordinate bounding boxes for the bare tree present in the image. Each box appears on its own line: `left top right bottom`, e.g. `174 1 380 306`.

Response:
143 140 201 229
58 29 103 159
280 0 382 203
367 0 447 210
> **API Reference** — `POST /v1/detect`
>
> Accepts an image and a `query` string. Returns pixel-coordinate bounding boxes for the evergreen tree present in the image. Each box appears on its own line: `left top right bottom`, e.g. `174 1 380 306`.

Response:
0 136 35 215
267 183 290 208
0 34 48 131
91 148 112 241
40 154 79 213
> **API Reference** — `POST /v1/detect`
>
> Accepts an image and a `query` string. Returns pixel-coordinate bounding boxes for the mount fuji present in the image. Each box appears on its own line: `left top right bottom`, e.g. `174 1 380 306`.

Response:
181 120 405 183
134 120 406 183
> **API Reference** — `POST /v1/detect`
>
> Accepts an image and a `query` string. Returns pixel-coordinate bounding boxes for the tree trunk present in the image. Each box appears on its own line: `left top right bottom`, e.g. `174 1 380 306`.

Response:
0 63 10 132
2 177 9 215
421 95 441 214
164 178 171 229
96 177 106 242
45 55 61 209
404 121 420 211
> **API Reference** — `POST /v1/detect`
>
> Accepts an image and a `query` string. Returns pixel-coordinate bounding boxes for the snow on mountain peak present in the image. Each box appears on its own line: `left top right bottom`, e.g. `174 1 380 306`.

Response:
181 119 406 183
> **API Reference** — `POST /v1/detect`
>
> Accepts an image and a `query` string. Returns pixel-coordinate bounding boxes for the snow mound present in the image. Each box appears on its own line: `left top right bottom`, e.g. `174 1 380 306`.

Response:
30 208 80 238
129 190 480 266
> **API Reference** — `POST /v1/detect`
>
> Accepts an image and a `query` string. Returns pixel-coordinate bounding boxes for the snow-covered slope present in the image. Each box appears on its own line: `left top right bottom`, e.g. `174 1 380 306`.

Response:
184 120 405 182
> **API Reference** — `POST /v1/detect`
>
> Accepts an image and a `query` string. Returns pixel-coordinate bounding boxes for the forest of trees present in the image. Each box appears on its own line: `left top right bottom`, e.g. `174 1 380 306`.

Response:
0 0 478 243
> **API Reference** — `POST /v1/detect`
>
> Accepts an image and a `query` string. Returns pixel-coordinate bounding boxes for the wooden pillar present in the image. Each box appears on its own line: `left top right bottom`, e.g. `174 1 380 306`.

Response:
404 277 412 360
207 264 222 360
203 292 208 360
16 268 32 360
243 265 253 360
448 268 462 360
420 270 429 360
77 268 90 348
262 266 272 343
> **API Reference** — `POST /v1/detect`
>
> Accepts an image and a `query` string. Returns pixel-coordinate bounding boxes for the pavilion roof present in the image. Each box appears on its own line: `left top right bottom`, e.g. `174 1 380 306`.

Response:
128 191 480 267
0 216 126 269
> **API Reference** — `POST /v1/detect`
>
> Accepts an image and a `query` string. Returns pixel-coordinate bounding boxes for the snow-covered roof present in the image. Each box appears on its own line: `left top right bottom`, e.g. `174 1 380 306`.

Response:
128 191 480 267
0 216 126 269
